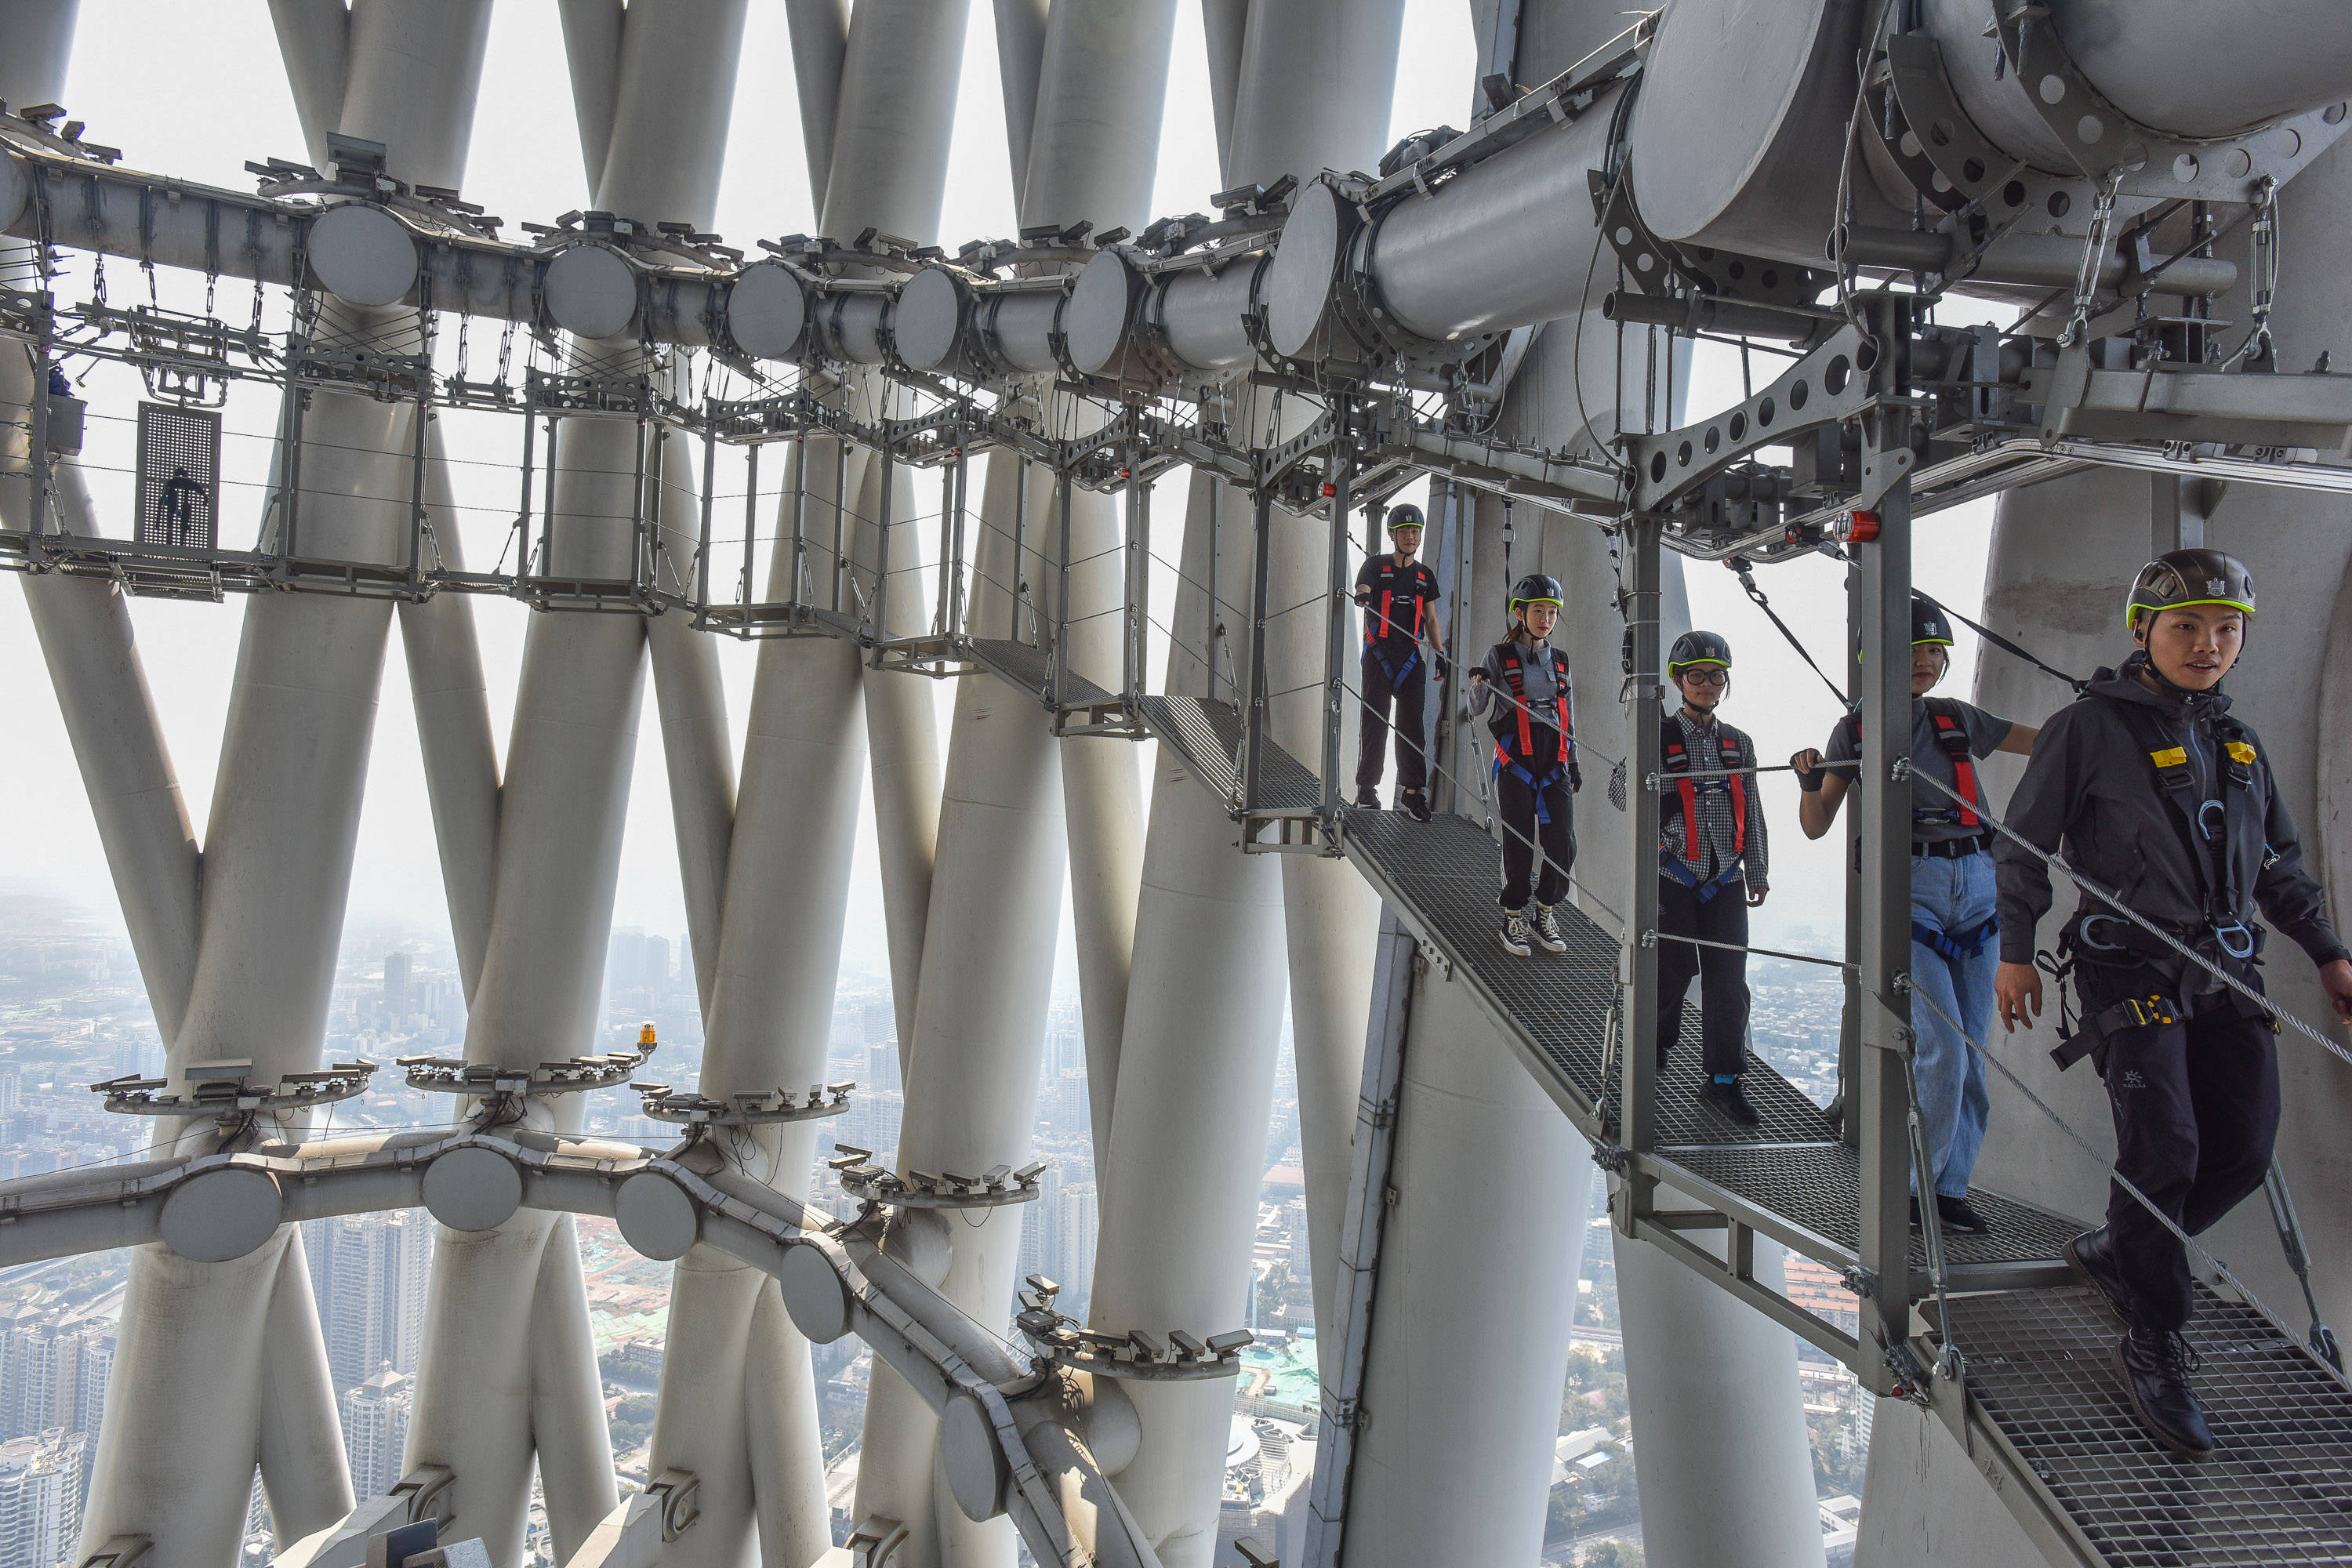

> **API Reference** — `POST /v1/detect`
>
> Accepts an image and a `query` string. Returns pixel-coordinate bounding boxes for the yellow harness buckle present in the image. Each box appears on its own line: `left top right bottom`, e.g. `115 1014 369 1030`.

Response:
2226 740 2258 764
2150 746 2188 769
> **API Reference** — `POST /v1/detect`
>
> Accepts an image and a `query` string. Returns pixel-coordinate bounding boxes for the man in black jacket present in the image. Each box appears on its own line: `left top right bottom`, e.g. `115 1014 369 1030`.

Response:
1994 548 2352 1458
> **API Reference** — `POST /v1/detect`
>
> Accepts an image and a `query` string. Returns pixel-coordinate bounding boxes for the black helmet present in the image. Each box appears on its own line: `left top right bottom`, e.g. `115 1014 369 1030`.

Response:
2126 548 2255 630
1668 630 1731 673
1385 503 1425 534
1508 573 1564 615
1911 594 1955 648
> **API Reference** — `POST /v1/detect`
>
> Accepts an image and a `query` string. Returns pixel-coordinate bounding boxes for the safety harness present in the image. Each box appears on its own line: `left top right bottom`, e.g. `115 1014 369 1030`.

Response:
1659 719 1751 902
1835 699 1987 833
1363 561 1434 687
1490 644 1574 823
2047 696 2272 1071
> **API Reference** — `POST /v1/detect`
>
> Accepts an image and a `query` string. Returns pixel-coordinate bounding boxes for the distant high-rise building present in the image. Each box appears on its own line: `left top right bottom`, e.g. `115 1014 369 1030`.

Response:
0 1318 111 1445
865 1042 898 1095
1058 1185 1099 1311
1049 1072 1089 1142
340 1367 413 1501
862 1002 894 1053
383 952 411 1017
0 1069 21 1118
0 1428 84 1568
643 936 670 999
1017 1164 1068 1292
304 1212 433 1389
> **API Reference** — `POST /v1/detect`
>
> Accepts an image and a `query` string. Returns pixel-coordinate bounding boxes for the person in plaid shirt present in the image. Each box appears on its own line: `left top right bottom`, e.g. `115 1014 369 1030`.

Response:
1656 631 1769 1125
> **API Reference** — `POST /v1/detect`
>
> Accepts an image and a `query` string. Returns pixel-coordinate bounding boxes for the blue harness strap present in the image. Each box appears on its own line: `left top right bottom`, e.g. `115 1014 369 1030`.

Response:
1369 644 1420 687
1494 757 1569 822
1912 913 1999 965
1661 851 1746 903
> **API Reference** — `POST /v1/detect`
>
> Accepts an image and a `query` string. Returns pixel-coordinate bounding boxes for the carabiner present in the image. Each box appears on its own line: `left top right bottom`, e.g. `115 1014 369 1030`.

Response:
2212 922 2256 960
2198 797 2228 843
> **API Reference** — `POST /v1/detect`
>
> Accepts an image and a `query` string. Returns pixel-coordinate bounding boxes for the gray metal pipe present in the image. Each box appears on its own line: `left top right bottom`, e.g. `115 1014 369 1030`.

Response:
1602 289 1838 347
2052 0 2352 140
1835 225 2239 297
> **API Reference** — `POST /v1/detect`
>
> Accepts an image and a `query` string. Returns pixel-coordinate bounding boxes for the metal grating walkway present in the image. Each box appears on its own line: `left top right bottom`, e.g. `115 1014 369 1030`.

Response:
966 637 1114 709
1938 1286 2352 1566
1136 694 1320 812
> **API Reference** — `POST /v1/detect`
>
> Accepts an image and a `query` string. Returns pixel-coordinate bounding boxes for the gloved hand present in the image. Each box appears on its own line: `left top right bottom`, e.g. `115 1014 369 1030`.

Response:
1435 649 1451 683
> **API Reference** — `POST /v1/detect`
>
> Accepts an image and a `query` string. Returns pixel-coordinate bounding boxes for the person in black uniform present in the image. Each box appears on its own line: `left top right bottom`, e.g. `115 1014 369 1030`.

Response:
1352 503 1447 822
1656 631 1770 1125
1468 575 1577 957
1994 549 2352 1458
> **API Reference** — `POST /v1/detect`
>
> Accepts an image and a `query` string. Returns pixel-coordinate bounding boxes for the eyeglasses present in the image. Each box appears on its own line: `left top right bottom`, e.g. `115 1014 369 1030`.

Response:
1676 668 1730 686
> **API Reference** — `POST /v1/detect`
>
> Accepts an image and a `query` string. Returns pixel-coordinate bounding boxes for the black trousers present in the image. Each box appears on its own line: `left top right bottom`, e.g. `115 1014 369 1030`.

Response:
1495 757 1574 908
1356 644 1428 793
1657 872 1752 1078
2077 960 2280 1333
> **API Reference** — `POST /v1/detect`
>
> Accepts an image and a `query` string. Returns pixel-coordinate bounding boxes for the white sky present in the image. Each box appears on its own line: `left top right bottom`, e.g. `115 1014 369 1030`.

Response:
1 1 2005 975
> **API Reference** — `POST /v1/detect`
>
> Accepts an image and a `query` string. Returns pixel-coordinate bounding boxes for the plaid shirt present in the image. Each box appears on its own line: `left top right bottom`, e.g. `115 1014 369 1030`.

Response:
1660 710 1769 895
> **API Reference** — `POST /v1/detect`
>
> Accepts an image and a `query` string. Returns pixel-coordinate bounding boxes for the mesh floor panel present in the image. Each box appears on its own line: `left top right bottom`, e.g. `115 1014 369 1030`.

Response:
967 637 1112 708
1339 811 1835 1148
1667 1144 2084 1268
1137 695 1320 812
1940 1287 2352 1565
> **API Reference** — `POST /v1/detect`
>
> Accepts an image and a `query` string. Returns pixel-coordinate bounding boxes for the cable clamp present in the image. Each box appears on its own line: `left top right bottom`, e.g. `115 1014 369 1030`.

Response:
1592 1145 1632 1176
1842 1265 1878 1300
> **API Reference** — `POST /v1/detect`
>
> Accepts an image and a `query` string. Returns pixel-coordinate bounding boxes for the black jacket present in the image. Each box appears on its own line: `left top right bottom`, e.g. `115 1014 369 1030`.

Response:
1994 654 2349 975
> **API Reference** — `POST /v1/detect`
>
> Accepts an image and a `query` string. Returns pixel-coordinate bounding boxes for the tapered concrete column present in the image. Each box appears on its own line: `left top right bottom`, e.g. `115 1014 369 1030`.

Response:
1087 468 1288 1565
405 9 745 1566
1346 965 1595 1568
42 5 494 1561
1221 0 1409 1379
818 0 970 1053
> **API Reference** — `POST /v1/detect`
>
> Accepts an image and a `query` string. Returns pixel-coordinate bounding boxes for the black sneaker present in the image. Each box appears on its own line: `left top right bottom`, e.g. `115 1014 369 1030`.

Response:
2116 1327 2214 1458
1396 789 1432 822
2066 1225 2136 1330
1936 1195 1991 1236
1528 902 1568 953
1352 787 1381 811
1499 908 1532 957
1697 1078 1762 1126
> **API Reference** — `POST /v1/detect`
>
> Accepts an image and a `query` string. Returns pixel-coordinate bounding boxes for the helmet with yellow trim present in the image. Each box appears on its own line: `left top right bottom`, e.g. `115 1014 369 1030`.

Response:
2126 548 2256 631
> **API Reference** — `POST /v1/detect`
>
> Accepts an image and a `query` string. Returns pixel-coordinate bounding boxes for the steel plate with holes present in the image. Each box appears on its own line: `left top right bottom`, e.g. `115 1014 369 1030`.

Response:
1664 1143 2082 1269
1937 1286 2352 1566
1138 695 1320 813
967 638 1112 710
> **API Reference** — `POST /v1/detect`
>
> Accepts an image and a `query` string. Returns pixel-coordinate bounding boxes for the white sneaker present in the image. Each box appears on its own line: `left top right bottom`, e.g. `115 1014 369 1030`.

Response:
1499 908 1533 957
1530 903 1568 953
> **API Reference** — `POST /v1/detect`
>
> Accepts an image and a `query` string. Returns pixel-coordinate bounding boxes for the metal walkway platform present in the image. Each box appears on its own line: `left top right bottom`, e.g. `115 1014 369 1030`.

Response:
1082 674 2352 1568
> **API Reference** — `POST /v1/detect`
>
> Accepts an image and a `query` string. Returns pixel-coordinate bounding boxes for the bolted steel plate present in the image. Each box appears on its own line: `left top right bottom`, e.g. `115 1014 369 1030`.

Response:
544 244 639 341
1261 180 1345 361
158 1165 282 1263
421 1144 523 1233
725 260 806 359
0 151 27 236
307 204 419 308
1063 249 1142 375
890 264 967 371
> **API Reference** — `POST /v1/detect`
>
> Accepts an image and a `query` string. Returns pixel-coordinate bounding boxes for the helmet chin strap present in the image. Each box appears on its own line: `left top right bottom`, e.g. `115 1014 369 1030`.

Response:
2127 644 2220 702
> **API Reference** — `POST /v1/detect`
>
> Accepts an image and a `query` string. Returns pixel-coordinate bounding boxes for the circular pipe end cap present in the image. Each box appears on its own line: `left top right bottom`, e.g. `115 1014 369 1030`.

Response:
1064 250 1142 375
614 1171 698 1261
158 1166 282 1263
891 265 969 372
777 1241 853 1343
726 261 808 360
307 204 419 308
941 1394 1011 1522
421 1145 524 1233
544 245 640 341
1262 182 1345 360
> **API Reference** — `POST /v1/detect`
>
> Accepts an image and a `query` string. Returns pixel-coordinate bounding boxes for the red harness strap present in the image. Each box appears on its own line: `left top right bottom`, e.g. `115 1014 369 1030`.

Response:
1929 706 1982 828
1498 646 1570 760
1663 729 1748 855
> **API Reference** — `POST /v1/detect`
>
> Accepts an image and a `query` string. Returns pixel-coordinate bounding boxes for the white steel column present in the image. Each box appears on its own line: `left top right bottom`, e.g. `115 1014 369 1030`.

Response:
1087 459 1288 1566
45 6 494 1563
1345 967 1595 1568
402 10 746 1568
1222 0 1408 1366
818 0 970 1053
850 8 1171 1562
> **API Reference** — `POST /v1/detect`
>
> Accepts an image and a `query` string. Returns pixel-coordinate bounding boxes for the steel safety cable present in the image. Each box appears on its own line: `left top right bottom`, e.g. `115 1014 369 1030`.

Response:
1730 557 1852 710
1908 766 2352 1074
1903 979 2352 1392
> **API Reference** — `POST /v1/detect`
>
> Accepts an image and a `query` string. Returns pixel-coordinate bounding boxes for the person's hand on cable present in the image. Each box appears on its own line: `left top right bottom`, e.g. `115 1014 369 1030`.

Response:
1994 961 2042 1033
2321 957 2352 1024
1569 757 1583 794
1789 748 1828 792
1435 645 1450 682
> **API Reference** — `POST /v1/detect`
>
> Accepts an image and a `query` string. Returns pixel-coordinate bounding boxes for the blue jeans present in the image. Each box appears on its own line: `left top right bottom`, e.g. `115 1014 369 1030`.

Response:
1910 850 1996 1198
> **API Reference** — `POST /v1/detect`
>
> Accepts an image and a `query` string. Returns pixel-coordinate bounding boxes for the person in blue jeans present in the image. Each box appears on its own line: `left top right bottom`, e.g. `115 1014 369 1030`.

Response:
1788 597 2038 1233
